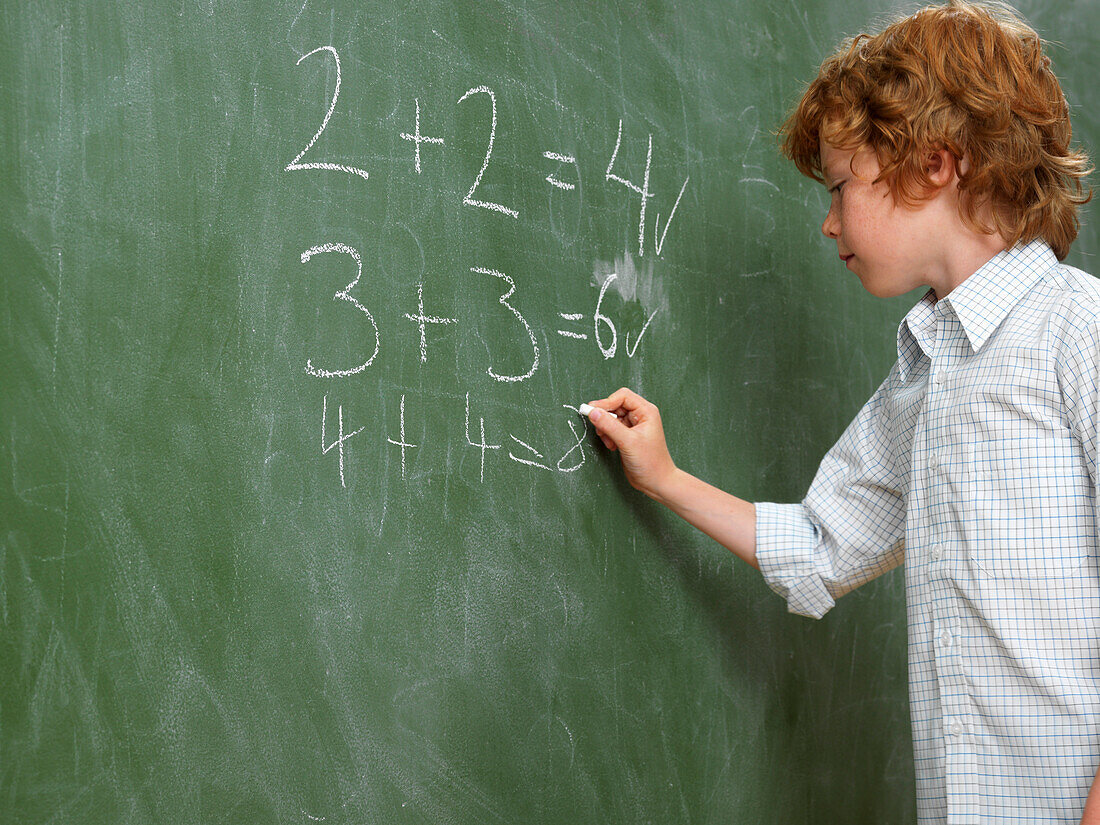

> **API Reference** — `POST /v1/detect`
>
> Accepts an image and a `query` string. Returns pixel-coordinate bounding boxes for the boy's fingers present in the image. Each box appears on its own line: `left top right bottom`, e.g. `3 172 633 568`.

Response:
586 389 654 429
586 403 632 447
595 387 646 413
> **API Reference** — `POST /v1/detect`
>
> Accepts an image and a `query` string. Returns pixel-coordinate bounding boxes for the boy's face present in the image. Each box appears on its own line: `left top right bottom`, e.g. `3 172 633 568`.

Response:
819 139 957 298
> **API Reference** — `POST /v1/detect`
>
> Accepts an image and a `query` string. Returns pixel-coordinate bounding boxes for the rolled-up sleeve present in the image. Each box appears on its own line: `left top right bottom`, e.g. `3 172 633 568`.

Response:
756 369 908 618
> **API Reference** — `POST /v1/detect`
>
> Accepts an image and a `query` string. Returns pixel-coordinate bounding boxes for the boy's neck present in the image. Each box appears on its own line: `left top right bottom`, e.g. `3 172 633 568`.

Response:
927 230 1010 300
922 185 1010 300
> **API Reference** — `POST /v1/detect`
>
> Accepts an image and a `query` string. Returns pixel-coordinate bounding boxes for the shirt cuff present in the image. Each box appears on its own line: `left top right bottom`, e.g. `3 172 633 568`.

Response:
755 501 836 619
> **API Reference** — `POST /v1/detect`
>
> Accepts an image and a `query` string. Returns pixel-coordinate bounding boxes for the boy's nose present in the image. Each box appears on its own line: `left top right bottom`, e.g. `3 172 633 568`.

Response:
821 208 840 239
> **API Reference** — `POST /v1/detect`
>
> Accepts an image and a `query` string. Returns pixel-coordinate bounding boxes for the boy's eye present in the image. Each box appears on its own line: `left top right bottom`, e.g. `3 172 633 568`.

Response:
829 181 845 195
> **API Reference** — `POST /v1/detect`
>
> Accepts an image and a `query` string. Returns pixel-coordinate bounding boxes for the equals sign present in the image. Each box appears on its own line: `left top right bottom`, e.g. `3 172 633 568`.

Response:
557 312 587 340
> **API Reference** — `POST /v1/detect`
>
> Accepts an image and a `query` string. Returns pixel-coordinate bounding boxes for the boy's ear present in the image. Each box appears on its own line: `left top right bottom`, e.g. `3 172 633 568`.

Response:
924 148 959 188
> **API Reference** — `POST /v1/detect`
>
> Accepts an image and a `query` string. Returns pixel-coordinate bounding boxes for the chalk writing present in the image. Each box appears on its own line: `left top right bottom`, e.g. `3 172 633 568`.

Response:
605 119 653 258
386 394 418 480
403 282 457 364
286 47 370 180
322 395 364 488
509 435 551 471
557 311 587 340
287 53 690 251
400 98 445 175
594 274 619 359
457 86 519 218
282 55 690 486
471 267 539 383
542 151 578 191
654 176 690 256
465 392 501 483
300 243 379 377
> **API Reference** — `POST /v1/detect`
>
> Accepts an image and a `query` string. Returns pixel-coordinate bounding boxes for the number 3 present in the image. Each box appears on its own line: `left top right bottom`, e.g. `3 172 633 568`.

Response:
300 243 380 377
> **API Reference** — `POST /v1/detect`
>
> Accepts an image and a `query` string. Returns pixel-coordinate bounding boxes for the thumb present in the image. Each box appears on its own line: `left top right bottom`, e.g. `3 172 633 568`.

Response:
586 406 632 448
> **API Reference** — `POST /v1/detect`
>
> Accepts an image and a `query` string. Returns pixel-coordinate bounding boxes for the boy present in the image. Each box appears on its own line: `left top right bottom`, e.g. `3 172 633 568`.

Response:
584 2 1097 823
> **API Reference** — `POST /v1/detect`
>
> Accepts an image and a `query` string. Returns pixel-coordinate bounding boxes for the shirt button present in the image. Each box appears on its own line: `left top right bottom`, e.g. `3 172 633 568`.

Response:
940 630 953 648
929 453 939 470
930 544 943 561
934 372 946 386
949 720 964 736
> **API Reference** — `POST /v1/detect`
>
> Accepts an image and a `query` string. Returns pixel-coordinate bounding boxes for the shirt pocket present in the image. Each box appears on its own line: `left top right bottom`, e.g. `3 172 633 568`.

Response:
966 436 1093 579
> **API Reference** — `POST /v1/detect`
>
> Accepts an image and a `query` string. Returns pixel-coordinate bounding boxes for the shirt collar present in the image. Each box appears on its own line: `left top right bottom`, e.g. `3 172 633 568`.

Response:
896 240 1057 379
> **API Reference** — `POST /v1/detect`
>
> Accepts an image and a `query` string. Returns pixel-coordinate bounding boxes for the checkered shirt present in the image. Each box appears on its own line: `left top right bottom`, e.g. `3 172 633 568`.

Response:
756 241 1100 823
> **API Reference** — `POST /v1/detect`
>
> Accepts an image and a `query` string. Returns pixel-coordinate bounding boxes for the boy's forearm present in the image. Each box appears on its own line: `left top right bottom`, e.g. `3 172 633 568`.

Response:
648 468 759 569
1082 764 1100 824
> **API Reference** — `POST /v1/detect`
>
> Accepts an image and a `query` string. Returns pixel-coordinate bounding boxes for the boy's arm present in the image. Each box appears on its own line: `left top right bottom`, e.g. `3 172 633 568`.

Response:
587 374 907 620
649 469 759 570
1082 766 1100 825
584 388 758 568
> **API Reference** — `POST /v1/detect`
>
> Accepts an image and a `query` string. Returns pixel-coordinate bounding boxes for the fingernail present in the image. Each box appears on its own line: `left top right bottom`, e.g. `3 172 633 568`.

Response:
588 407 602 421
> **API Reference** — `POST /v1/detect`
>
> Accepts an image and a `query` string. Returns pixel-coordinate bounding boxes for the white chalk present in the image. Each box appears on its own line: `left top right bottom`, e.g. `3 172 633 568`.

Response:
578 403 617 419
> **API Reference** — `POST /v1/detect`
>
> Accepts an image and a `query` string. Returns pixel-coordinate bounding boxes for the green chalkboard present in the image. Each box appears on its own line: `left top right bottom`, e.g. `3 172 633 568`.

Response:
3 1 1097 822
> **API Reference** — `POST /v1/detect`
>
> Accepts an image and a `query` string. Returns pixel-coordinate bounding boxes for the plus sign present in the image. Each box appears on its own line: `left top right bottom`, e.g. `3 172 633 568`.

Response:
403 282 457 363
386 394 418 480
399 98 445 174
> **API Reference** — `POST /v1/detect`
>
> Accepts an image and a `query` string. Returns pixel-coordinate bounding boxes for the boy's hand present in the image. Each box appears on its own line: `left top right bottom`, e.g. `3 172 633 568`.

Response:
584 388 678 501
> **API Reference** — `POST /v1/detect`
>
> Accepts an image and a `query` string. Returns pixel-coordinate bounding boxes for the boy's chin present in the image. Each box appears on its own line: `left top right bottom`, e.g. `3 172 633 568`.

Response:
856 270 918 299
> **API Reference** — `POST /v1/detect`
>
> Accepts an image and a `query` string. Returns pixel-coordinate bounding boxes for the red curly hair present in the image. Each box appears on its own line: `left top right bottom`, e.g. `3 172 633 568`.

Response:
780 0 1091 260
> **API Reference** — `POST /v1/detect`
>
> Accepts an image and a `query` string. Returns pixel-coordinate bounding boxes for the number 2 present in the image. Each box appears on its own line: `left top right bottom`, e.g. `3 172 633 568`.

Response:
457 86 518 218
286 46 370 181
